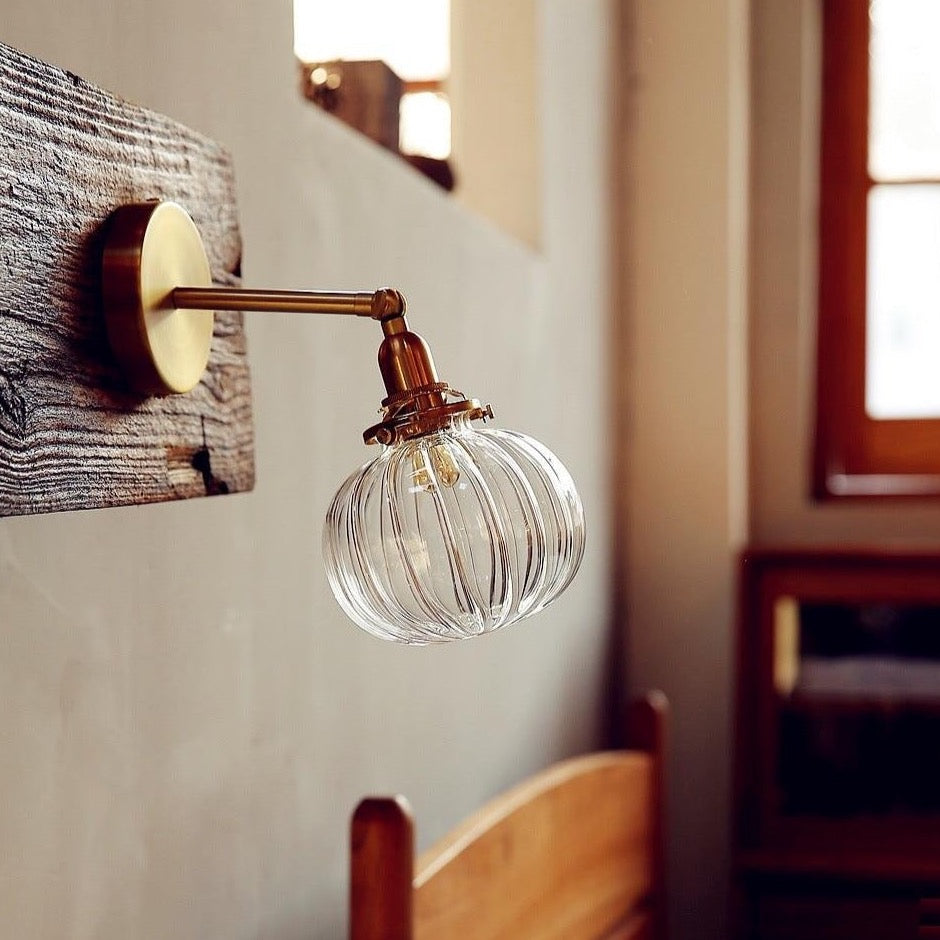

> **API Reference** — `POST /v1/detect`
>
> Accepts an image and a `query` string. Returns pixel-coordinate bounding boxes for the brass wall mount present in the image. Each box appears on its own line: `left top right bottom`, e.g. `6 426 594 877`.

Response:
102 201 214 395
100 200 491 441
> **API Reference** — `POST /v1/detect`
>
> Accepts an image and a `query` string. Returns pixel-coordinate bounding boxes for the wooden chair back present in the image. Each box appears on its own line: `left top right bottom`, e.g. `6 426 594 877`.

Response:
350 693 667 940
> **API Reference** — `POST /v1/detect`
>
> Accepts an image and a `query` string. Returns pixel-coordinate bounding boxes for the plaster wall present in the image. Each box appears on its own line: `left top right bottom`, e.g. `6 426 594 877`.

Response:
450 0 541 247
617 2 750 937
0 1 614 936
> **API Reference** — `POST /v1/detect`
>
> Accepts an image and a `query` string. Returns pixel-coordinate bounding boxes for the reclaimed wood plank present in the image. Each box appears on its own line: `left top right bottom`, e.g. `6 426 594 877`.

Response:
0 40 254 516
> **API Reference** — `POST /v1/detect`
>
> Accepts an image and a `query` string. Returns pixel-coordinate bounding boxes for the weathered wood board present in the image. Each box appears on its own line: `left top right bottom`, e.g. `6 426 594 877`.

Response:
0 41 254 516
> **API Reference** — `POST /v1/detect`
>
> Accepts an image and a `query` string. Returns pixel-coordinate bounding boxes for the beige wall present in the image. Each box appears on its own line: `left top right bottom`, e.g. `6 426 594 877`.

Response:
0 1 614 936
450 0 541 246
617 2 750 937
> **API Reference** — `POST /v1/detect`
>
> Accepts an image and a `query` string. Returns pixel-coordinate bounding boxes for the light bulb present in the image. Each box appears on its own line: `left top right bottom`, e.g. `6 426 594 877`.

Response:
411 442 460 490
321 308 585 644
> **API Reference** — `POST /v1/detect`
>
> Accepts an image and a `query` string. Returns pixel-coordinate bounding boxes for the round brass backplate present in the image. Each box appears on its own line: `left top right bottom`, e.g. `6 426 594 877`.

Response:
102 201 213 395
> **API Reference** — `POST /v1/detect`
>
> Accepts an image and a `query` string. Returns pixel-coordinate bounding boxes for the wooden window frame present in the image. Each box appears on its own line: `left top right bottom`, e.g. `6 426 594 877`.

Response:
814 0 940 498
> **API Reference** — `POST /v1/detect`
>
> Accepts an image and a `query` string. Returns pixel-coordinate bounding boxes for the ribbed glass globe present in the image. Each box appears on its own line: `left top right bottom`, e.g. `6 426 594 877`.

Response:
323 415 585 643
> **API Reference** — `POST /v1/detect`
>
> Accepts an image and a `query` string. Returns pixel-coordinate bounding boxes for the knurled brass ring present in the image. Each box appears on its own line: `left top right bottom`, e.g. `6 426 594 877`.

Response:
364 398 493 446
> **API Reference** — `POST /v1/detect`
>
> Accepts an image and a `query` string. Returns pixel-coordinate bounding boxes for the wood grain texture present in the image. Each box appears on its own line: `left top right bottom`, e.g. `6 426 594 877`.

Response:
349 695 667 940
350 797 414 940
413 752 655 940
0 41 253 515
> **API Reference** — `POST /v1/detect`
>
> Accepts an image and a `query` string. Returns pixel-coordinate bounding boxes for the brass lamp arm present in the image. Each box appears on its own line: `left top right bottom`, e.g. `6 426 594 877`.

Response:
168 278 490 446
102 201 410 395
101 200 486 442
171 286 406 321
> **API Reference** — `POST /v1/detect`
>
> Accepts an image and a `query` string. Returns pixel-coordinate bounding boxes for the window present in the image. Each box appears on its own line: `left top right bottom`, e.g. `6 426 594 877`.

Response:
294 0 453 185
815 0 940 497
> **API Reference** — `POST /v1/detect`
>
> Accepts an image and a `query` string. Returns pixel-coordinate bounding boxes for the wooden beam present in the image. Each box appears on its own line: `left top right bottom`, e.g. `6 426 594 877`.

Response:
0 41 253 516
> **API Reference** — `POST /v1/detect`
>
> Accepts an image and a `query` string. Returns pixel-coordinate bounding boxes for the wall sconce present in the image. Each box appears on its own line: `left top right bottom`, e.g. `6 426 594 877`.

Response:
101 201 584 643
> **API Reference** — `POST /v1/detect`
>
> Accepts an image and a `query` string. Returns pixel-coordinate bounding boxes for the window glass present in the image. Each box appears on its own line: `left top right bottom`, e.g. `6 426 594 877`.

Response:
869 0 940 180
294 0 449 82
866 184 940 418
399 92 451 159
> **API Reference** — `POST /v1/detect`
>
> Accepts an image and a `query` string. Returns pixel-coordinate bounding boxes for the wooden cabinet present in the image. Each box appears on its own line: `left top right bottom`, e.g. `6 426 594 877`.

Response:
733 550 940 939
747 882 921 940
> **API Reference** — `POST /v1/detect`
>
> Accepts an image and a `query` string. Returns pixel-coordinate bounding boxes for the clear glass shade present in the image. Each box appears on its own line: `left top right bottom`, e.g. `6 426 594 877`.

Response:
323 416 585 643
